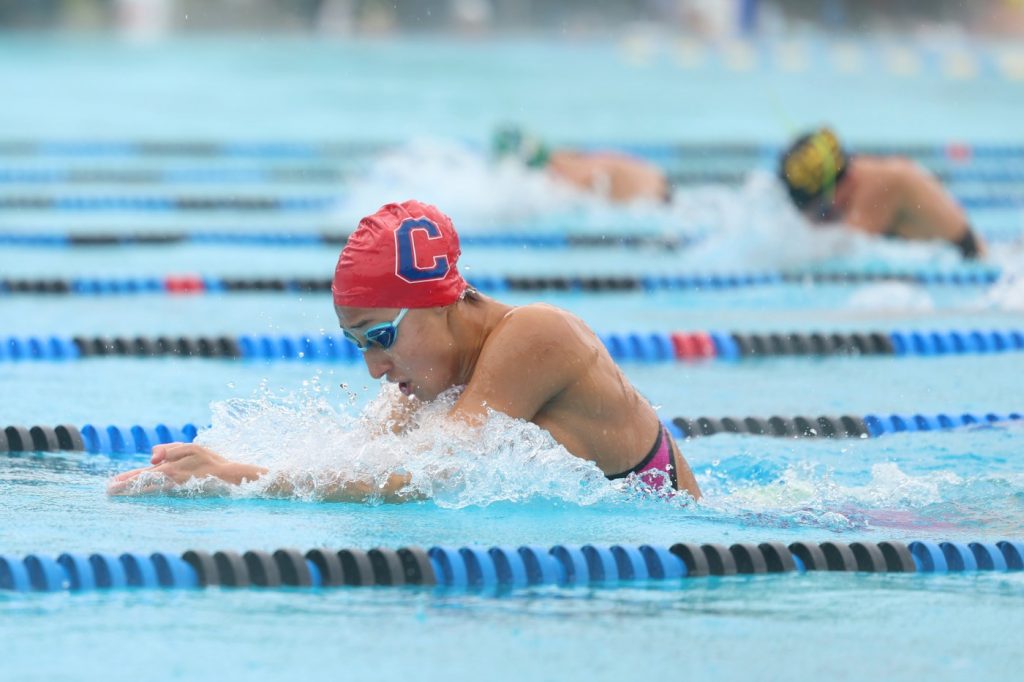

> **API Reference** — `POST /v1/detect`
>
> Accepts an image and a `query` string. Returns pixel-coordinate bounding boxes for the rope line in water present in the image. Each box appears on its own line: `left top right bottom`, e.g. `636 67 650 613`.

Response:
4 412 1020 457
2 140 1024 159
0 196 341 211
669 412 1021 439
0 141 391 158
4 168 1024 186
2 540 1022 593
0 194 1019 211
0 231 696 249
2 328 1023 364
1 228 1019 251
0 168 349 184
0 268 1004 296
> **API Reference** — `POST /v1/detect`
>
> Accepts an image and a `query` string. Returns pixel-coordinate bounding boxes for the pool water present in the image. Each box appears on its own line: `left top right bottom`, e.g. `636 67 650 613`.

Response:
2 34 1024 682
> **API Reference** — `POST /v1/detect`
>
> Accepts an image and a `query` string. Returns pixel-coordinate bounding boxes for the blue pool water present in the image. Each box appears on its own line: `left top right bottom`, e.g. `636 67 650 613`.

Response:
2 34 1024 681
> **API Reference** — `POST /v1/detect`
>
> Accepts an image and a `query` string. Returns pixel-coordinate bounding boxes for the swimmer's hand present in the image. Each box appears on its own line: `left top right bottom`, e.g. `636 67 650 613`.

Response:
106 442 416 502
106 442 267 496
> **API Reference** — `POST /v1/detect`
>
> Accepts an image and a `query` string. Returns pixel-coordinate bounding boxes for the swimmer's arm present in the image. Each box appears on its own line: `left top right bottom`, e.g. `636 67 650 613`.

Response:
899 161 980 247
547 152 601 192
449 305 585 424
106 443 417 503
227 464 417 503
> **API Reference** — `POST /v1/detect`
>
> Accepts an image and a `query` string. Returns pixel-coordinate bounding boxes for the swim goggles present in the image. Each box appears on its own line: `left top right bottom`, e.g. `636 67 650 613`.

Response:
342 308 408 352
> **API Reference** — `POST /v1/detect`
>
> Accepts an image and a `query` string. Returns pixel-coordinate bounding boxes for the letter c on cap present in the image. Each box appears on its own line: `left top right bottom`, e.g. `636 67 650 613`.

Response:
394 218 450 283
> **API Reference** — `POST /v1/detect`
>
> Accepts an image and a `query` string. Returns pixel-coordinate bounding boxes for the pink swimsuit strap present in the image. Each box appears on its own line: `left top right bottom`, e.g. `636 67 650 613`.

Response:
606 423 678 490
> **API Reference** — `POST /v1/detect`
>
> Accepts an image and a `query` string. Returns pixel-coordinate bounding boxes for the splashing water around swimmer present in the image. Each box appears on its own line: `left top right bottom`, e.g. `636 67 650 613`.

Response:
334 138 1005 270
114 376 1024 538
120 380 619 508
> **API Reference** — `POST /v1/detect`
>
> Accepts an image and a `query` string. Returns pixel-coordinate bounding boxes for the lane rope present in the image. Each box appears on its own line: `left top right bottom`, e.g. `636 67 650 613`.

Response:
4 412 1020 457
0 268 1004 296
3 328 1023 364
2 540 1022 593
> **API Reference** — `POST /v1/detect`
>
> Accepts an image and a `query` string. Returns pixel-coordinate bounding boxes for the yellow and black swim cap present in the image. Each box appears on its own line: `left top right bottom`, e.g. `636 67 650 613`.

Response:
778 128 848 209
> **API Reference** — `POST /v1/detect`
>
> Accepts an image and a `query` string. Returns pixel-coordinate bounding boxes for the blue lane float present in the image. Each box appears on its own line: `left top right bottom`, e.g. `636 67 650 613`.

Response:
3 411 1020 456
0 230 699 250
2 539 1022 593
5 166 1024 186
0 195 342 212
4 139 1024 159
2 327 1023 365
0 268 1006 294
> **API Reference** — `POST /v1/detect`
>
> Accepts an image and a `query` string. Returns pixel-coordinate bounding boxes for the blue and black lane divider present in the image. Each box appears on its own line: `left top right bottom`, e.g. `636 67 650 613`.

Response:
2 540 1023 593
3 327 1024 364
0 140 391 159
6 167 1024 186
1 423 196 455
2 139 1024 160
0 193 1020 211
0 230 696 250
0 195 341 212
669 412 1022 439
0 167 349 185
0 267 1004 296
5 411 1020 457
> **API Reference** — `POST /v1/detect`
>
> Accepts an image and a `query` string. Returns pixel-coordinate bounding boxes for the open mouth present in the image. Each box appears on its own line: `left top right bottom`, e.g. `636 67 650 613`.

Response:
398 381 411 396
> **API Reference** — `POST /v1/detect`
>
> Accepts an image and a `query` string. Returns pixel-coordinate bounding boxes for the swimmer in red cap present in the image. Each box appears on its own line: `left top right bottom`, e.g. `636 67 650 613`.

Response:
109 200 700 501
780 128 986 259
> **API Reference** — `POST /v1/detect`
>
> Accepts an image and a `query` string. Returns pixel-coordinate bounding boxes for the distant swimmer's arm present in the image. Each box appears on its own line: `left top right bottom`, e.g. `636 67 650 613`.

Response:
547 152 601 192
106 442 417 503
450 305 584 424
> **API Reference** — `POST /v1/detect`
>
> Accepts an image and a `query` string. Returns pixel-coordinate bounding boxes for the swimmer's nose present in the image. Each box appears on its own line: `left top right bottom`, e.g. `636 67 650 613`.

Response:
363 350 392 380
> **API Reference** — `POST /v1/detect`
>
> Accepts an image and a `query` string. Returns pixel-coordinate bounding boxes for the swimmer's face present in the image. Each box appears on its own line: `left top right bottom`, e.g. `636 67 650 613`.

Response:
801 194 842 224
336 305 459 401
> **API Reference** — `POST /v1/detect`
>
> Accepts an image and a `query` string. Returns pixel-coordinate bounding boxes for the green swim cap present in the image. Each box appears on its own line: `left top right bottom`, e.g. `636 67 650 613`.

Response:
492 125 550 169
779 128 848 209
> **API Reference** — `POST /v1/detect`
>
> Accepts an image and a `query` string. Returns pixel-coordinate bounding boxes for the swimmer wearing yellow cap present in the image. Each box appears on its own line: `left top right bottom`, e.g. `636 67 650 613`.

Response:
779 128 986 259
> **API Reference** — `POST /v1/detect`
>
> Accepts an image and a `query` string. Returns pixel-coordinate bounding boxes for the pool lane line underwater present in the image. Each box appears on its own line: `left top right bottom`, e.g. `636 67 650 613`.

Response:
0 193 1019 211
3 412 1021 456
3 328 1024 364
0 268 1004 294
1 140 1023 159
4 167 1024 185
0 231 692 250
0 195 342 211
2 541 1022 593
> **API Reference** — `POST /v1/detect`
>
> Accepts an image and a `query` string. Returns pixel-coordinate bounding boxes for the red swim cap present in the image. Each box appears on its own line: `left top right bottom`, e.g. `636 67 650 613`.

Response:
332 200 467 309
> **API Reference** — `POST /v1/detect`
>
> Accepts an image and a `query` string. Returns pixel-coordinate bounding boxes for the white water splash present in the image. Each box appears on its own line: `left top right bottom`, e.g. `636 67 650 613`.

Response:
332 140 974 270
845 282 936 313
149 380 618 508
978 246 1024 312
695 459 973 531
115 375 1021 530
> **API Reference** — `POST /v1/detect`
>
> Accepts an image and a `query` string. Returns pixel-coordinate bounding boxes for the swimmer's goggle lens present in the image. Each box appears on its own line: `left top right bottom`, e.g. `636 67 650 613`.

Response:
343 308 408 352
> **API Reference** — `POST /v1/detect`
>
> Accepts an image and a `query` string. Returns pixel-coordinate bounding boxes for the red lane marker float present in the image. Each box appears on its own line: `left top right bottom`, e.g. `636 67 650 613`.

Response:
670 332 717 360
164 275 205 294
946 142 972 164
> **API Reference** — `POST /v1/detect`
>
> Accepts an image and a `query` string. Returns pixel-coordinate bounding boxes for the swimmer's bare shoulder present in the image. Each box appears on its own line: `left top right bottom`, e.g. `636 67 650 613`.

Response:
454 303 597 422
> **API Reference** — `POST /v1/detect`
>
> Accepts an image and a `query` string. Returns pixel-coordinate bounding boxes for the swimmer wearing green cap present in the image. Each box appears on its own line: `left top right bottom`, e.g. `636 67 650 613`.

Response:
493 125 671 204
779 128 986 259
